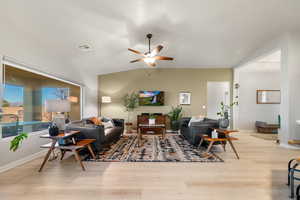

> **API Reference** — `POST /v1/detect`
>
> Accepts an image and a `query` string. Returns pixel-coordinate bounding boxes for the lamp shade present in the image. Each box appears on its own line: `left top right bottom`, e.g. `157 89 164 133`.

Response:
45 99 71 112
102 96 111 103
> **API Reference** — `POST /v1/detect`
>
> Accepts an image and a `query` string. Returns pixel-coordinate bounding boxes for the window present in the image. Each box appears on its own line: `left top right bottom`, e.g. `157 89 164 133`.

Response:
0 64 81 138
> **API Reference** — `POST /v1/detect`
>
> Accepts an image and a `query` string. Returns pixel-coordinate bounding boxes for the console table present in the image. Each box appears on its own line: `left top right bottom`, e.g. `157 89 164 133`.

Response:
137 124 166 147
39 131 96 172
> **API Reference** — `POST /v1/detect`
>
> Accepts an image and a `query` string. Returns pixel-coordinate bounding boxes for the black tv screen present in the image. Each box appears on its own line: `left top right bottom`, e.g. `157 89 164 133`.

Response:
139 91 164 106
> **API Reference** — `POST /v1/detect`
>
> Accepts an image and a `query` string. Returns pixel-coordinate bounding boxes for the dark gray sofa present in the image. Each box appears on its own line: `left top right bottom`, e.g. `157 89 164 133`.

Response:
66 118 124 152
179 117 219 146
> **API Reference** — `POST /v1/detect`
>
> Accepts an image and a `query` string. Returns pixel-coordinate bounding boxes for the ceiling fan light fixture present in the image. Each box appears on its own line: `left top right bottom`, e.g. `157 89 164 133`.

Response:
144 57 155 64
128 34 173 67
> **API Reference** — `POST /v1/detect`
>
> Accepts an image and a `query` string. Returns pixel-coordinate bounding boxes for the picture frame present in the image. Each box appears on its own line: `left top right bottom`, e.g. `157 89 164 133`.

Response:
179 92 191 105
256 90 281 104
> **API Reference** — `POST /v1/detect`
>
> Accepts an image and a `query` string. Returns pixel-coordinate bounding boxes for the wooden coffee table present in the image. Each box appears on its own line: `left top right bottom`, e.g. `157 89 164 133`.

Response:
137 124 166 147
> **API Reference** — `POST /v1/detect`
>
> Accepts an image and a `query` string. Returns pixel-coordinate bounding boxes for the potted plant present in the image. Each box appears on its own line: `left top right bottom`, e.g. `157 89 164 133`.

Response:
217 101 238 129
168 106 183 131
123 92 139 133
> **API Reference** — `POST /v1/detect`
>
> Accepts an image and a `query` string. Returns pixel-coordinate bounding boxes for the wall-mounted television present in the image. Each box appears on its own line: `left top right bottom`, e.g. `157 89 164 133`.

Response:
139 91 164 106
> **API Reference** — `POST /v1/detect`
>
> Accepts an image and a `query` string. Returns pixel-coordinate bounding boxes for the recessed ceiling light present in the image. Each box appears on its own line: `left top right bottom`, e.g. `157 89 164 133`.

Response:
78 44 93 51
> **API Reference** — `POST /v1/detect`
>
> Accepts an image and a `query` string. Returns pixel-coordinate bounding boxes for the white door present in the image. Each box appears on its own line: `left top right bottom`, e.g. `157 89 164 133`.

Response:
207 82 230 119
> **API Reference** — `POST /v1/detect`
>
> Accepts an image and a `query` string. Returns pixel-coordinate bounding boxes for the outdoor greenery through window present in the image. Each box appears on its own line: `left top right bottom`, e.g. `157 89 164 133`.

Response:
0 64 81 138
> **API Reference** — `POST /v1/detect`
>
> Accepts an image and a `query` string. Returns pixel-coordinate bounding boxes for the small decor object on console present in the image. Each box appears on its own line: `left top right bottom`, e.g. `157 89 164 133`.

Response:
179 92 191 105
149 114 156 125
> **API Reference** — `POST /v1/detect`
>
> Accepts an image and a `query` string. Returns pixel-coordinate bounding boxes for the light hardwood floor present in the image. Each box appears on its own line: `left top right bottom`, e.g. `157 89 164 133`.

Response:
0 132 299 200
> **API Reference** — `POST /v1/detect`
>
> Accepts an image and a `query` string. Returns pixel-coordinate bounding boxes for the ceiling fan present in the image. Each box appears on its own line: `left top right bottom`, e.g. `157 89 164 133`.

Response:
128 33 174 67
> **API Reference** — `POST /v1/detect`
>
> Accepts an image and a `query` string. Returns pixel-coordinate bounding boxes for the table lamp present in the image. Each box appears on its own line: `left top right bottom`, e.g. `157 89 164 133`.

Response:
46 99 71 131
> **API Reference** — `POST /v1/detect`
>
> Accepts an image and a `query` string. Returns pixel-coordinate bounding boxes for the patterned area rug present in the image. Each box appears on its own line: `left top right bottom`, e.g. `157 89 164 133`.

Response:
86 134 223 162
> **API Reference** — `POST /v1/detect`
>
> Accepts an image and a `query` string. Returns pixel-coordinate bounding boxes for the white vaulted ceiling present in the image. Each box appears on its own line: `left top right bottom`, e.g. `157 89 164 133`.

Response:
0 0 300 76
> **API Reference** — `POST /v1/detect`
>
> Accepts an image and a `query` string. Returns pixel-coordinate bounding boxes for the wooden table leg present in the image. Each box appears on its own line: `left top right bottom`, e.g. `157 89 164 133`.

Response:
138 127 141 147
87 144 96 159
60 149 66 160
162 128 166 139
227 137 240 159
198 137 204 149
205 141 215 153
73 149 85 171
39 139 57 172
221 141 226 152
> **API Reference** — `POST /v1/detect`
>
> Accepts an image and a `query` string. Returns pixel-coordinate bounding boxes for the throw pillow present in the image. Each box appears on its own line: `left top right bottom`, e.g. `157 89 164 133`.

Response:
102 120 114 129
100 116 115 127
188 116 204 127
89 117 102 125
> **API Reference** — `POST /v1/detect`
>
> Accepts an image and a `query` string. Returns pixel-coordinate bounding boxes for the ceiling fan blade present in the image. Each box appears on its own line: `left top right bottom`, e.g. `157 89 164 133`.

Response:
128 48 144 56
153 56 174 61
130 58 144 63
150 45 163 57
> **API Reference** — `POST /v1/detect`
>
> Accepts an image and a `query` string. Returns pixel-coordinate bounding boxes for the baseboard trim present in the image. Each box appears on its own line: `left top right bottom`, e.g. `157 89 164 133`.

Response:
0 150 46 174
279 143 300 149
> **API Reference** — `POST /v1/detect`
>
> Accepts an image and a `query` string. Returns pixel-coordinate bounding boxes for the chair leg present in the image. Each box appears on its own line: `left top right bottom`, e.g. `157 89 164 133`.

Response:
288 159 296 186
297 184 300 200
290 163 299 198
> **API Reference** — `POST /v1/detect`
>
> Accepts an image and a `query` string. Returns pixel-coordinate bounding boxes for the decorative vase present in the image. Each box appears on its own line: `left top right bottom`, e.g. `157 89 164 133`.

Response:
49 124 59 136
149 118 155 125
219 118 229 129
125 122 133 133
171 120 180 131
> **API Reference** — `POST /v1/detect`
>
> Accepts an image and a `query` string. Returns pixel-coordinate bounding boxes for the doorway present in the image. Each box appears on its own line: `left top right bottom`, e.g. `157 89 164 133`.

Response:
207 81 230 119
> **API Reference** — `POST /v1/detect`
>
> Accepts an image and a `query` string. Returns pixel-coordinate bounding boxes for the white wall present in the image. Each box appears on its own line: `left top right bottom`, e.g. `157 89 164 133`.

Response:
235 62 281 131
234 32 300 148
207 82 230 119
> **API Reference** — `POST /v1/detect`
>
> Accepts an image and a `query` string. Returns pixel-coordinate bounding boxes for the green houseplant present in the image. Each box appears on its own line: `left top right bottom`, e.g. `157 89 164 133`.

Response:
123 92 139 133
168 106 183 131
217 101 238 129
10 133 28 152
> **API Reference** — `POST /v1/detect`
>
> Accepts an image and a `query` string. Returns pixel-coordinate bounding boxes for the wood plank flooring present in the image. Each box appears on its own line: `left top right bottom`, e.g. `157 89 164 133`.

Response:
0 132 299 200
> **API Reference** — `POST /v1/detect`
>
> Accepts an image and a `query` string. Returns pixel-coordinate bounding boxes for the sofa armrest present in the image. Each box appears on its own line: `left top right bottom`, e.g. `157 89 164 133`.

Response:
113 118 124 128
179 117 191 128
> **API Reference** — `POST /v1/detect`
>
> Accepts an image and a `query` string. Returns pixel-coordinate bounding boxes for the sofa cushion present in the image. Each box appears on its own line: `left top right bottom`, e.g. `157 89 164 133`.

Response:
102 120 114 129
104 127 114 136
101 116 115 126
